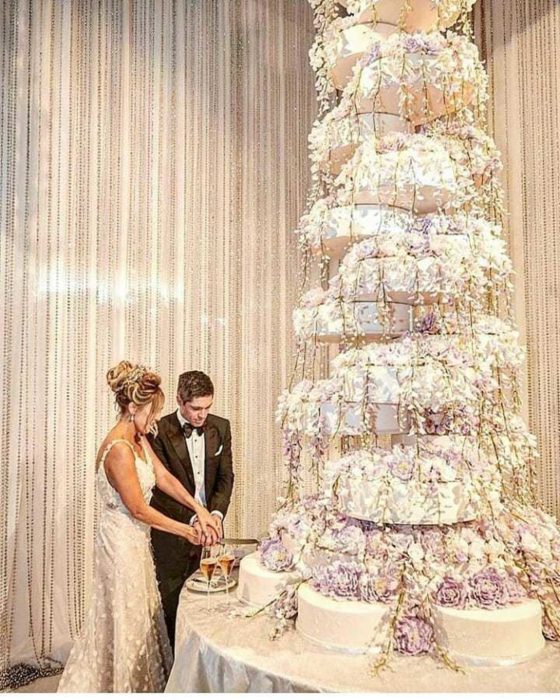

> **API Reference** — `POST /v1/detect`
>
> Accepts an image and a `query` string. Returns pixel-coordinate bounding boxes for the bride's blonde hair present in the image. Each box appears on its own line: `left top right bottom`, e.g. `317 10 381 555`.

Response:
106 360 165 430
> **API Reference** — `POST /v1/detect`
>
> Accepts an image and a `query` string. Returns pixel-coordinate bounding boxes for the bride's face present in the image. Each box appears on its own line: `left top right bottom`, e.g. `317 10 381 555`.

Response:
133 401 160 435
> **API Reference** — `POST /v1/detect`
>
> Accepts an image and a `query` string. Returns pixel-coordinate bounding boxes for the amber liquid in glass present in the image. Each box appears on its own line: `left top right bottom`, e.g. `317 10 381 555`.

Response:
200 557 218 581
218 554 235 577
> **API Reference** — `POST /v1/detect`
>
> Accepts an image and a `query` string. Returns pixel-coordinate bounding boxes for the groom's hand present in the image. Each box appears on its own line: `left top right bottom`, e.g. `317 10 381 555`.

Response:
193 520 220 546
211 514 223 539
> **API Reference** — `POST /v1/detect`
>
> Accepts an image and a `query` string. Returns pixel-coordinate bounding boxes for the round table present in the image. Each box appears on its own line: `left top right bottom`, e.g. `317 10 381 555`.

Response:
164 580 560 693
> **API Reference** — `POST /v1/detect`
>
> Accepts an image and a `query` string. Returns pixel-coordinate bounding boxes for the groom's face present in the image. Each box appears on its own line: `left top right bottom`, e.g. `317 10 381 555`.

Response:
178 394 214 427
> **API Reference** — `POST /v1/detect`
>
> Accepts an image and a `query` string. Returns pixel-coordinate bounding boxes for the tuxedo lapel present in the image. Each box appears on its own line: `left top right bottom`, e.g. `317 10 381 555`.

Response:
167 413 195 491
204 421 220 498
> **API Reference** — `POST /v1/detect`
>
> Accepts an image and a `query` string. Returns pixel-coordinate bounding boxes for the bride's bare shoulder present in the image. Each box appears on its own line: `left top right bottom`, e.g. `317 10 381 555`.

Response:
95 431 133 470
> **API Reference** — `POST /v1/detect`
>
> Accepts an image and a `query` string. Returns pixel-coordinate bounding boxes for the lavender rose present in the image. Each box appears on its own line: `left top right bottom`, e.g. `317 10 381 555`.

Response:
504 574 526 602
416 311 439 334
260 538 293 572
433 576 468 608
468 567 509 608
314 562 361 599
542 617 560 641
390 457 414 481
359 568 400 603
395 616 434 655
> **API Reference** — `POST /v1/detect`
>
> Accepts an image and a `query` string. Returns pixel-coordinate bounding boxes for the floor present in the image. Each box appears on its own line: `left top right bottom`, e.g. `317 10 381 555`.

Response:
8 675 60 693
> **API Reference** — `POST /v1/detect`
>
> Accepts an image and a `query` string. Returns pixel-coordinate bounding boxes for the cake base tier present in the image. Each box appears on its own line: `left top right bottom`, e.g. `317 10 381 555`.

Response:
296 584 545 665
433 599 545 666
296 583 389 653
236 551 300 608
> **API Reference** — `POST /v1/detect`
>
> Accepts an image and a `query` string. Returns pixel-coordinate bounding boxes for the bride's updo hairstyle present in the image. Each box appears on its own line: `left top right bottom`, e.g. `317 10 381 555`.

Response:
107 360 165 429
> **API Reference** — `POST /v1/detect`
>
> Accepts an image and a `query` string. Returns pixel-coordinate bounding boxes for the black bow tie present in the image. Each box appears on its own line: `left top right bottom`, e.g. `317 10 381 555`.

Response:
182 422 205 438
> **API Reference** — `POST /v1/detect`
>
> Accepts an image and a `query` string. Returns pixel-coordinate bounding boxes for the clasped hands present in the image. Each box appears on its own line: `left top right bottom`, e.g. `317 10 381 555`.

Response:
190 508 222 546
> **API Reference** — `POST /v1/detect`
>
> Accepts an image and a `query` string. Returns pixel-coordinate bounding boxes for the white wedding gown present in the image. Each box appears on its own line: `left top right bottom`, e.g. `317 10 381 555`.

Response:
58 439 173 692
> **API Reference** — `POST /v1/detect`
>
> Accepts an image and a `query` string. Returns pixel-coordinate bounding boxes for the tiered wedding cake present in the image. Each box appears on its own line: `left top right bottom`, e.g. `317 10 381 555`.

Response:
237 0 560 668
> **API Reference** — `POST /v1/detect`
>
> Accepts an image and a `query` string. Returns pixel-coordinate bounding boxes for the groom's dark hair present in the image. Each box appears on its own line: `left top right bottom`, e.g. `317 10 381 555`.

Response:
177 370 214 403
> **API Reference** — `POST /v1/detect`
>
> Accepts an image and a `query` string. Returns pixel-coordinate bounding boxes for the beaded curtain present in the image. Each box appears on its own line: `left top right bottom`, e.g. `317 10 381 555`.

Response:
473 0 560 517
0 0 315 679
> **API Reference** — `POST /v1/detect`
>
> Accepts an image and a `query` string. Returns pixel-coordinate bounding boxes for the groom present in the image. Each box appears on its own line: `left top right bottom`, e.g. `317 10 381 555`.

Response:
149 370 234 647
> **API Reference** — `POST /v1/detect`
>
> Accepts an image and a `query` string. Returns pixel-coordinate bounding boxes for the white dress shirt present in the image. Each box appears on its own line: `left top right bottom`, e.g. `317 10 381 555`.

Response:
176 409 223 525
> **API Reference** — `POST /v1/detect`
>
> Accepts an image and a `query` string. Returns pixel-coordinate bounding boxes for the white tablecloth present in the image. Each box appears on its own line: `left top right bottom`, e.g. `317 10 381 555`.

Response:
164 580 560 693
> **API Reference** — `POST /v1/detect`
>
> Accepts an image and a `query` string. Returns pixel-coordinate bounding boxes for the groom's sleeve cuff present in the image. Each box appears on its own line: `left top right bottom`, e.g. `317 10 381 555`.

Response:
189 511 223 526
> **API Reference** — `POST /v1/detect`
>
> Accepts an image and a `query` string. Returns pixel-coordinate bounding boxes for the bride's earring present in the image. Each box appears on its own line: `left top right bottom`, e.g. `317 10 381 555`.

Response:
128 414 134 423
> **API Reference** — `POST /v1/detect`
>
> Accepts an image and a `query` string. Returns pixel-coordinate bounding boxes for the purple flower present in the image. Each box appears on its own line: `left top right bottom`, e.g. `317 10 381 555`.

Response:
390 457 414 481
366 42 382 63
415 311 439 334
260 538 293 572
395 615 434 655
468 567 509 609
313 561 362 599
402 33 442 56
504 574 526 602
359 568 400 603
418 529 445 559
433 576 468 608
329 525 364 554
543 618 560 641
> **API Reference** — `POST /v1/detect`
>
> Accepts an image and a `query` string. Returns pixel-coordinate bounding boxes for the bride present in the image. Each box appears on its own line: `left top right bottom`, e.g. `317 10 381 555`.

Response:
58 361 220 692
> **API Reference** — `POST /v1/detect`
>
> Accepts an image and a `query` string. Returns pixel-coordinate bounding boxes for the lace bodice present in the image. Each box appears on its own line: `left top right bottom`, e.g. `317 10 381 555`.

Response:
96 439 156 514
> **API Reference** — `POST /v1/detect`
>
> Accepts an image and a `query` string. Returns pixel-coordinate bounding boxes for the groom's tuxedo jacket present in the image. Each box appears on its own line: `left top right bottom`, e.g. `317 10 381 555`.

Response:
148 411 234 583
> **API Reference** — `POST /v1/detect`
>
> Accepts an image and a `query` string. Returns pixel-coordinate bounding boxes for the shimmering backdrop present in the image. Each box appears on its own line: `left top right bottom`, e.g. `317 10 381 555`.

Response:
474 0 560 515
0 0 315 675
2 0 560 683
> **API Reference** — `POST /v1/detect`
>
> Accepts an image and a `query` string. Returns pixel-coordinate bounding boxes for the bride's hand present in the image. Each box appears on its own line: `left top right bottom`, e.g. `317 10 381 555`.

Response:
183 525 202 546
195 508 220 545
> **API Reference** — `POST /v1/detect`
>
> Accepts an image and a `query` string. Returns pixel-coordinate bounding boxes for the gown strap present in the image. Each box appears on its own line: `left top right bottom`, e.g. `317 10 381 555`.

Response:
99 438 143 470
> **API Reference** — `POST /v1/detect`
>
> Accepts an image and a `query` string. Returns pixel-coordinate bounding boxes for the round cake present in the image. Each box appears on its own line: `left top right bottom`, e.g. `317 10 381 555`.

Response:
296 582 389 653
237 552 300 608
433 600 545 665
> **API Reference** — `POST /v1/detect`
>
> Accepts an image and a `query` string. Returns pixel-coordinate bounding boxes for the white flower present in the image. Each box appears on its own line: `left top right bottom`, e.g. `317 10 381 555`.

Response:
468 538 486 560
407 542 425 563
520 532 540 554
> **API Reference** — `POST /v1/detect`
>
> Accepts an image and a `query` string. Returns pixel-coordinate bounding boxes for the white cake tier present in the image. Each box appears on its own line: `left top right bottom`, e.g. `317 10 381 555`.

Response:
296 583 389 653
331 329 523 381
350 34 479 121
311 105 498 180
325 445 488 525
433 600 545 665
278 378 411 436
323 31 479 122
293 299 414 343
237 552 300 608
323 22 479 107
309 112 413 176
301 203 413 258
300 206 503 262
335 137 471 214
297 583 544 664
339 0 476 31
333 463 480 525
332 235 509 304
322 400 407 435
326 21 397 90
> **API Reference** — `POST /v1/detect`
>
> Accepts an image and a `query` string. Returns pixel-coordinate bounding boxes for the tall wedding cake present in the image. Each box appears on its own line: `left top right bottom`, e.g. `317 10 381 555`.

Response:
237 0 560 668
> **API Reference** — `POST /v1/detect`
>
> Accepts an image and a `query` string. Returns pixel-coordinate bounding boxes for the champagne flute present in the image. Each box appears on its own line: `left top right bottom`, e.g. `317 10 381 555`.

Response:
200 545 218 610
217 544 235 605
